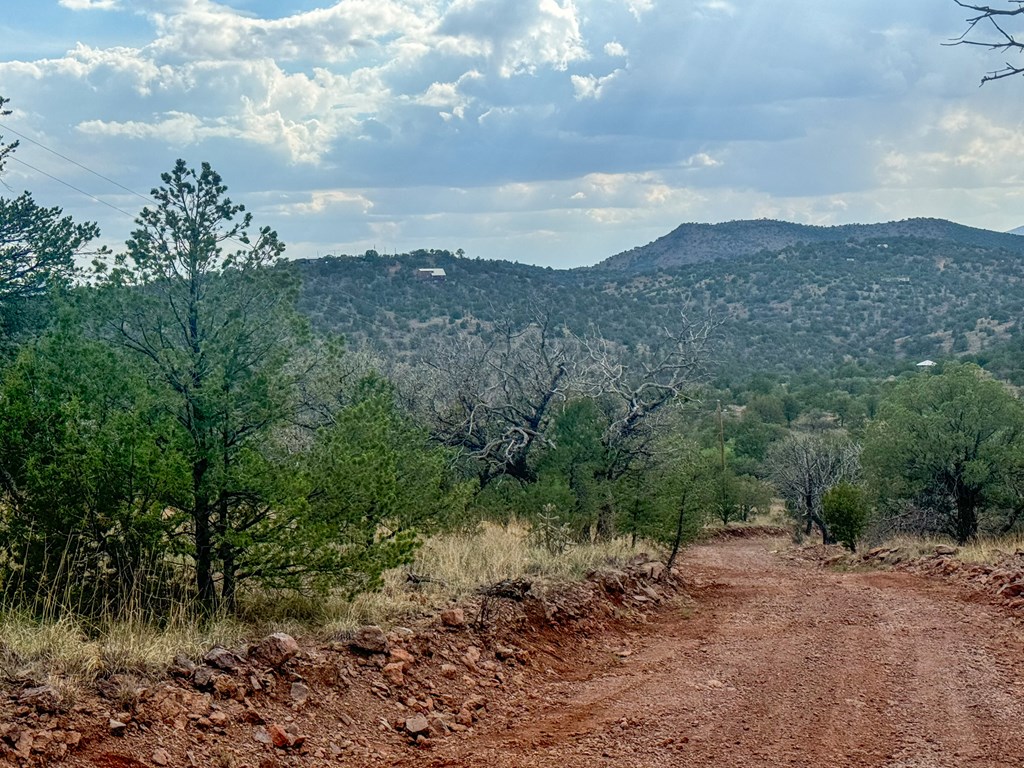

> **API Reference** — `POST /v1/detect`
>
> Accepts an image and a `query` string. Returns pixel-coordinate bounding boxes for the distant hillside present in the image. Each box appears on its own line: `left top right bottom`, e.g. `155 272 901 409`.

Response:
290 233 1024 379
597 218 1024 273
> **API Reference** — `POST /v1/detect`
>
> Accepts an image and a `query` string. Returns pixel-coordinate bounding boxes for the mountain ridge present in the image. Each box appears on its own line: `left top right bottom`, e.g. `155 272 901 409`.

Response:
596 217 1024 273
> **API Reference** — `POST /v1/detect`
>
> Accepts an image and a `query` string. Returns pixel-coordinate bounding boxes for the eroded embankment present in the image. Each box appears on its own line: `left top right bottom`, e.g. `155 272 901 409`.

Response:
1 556 680 767
391 537 1024 768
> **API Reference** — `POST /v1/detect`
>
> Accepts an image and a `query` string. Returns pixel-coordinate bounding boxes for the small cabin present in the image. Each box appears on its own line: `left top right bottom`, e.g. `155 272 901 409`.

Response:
415 268 447 283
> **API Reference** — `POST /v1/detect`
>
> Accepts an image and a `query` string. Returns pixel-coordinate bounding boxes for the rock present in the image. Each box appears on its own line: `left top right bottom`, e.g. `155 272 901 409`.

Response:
212 673 245 700
382 663 406 686
350 626 389 654
494 645 516 661
440 608 465 628
290 681 310 705
641 584 662 602
640 561 667 581
151 748 171 766
204 645 244 672
192 665 216 689
404 714 430 736
999 581 1024 597
463 694 487 711
935 544 959 556
268 723 295 748
440 663 459 678
208 711 229 728
253 727 272 745
455 709 474 726
170 654 197 678
108 719 128 736
249 633 300 668
463 646 482 668
389 648 415 665
592 568 629 594
13 731 33 759
18 685 63 713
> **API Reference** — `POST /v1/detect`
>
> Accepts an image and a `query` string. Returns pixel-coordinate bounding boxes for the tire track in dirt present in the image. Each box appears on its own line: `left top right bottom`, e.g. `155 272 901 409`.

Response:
391 538 1024 768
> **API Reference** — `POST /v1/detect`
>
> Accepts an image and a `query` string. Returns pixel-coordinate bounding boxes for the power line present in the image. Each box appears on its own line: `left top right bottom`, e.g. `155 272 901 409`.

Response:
1 124 260 252
0 120 153 205
6 154 138 221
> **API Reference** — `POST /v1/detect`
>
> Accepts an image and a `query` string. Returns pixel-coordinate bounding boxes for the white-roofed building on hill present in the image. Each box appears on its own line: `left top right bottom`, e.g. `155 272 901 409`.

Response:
415 268 447 282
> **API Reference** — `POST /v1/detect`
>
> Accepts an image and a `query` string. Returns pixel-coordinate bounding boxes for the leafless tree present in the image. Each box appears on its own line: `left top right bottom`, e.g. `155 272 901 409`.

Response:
399 310 717 510
578 313 716 476
949 1 1024 83
403 314 579 487
766 432 861 544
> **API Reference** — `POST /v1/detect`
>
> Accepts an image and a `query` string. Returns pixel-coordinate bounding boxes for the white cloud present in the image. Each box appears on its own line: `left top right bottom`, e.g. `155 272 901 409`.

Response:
439 0 588 77
604 41 627 57
684 152 721 168
59 0 120 9
76 112 221 144
625 0 654 20
270 190 375 216
571 70 620 100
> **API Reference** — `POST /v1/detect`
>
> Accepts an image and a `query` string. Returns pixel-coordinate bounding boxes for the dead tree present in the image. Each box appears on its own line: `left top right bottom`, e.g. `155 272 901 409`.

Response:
407 315 578 487
949 1 1024 83
577 313 717 538
766 433 861 544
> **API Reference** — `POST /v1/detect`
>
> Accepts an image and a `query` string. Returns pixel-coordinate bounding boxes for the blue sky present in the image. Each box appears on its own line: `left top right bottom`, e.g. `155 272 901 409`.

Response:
0 0 1020 267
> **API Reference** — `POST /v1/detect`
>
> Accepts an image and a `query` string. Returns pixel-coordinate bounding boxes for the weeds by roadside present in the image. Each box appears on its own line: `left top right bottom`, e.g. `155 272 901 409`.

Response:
0 520 656 695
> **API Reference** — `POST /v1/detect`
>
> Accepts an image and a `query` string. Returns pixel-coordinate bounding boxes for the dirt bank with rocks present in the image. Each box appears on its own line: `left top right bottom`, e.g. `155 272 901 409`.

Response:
8 533 1024 767
1 557 678 767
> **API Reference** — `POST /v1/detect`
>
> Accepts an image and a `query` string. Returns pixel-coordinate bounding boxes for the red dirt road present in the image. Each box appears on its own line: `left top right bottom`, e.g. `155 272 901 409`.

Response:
395 537 1024 768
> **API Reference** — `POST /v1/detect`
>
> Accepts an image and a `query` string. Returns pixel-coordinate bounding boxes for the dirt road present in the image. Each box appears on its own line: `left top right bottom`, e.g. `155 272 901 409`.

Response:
394 537 1024 768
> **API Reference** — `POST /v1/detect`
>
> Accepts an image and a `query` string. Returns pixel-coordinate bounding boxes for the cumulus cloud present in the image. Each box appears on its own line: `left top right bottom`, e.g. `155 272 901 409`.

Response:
2 0 1022 267
439 0 588 77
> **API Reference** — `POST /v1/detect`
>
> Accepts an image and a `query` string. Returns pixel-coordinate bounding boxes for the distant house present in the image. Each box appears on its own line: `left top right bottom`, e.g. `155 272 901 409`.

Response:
415 268 447 282
916 360 937 368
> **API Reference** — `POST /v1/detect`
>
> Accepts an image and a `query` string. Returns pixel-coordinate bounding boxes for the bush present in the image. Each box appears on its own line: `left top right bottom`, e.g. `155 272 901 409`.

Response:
822 482 870 552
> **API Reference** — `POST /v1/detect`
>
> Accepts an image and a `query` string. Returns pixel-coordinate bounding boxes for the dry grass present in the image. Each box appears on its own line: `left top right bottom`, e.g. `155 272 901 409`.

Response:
878 533 1024 565
0 519 656 692
323 519 652 633
0 607 248 701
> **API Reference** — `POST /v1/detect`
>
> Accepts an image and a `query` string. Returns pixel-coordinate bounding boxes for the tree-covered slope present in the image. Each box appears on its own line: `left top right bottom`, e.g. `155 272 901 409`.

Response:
291 234 1024 376
597 218 1024 273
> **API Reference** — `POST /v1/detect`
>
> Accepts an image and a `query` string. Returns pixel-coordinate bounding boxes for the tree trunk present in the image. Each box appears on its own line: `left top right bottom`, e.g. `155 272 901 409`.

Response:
217 495 236 614
194 501 216 612
666 490 689 571
595 490 615 541
954 495 978 545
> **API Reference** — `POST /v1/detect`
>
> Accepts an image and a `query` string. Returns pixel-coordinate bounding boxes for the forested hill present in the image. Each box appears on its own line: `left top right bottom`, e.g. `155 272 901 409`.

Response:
596 217 1024 273
290 231 1024 378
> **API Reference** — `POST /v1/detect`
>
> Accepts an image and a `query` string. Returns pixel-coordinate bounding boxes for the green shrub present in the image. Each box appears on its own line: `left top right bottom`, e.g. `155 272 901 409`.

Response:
822 482 870 552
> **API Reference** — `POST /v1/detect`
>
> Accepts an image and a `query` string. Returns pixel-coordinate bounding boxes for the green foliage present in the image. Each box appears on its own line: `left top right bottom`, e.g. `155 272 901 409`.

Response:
0 322 187 612
821 482 870 551
629 443 713 568
0 96 104 354
96 160 309 610
292 232 1024 378
299 379 472 596
862 363 1024 543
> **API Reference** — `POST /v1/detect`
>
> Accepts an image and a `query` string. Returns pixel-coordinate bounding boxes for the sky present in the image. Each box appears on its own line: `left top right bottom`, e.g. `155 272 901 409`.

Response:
0 0 1022 268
